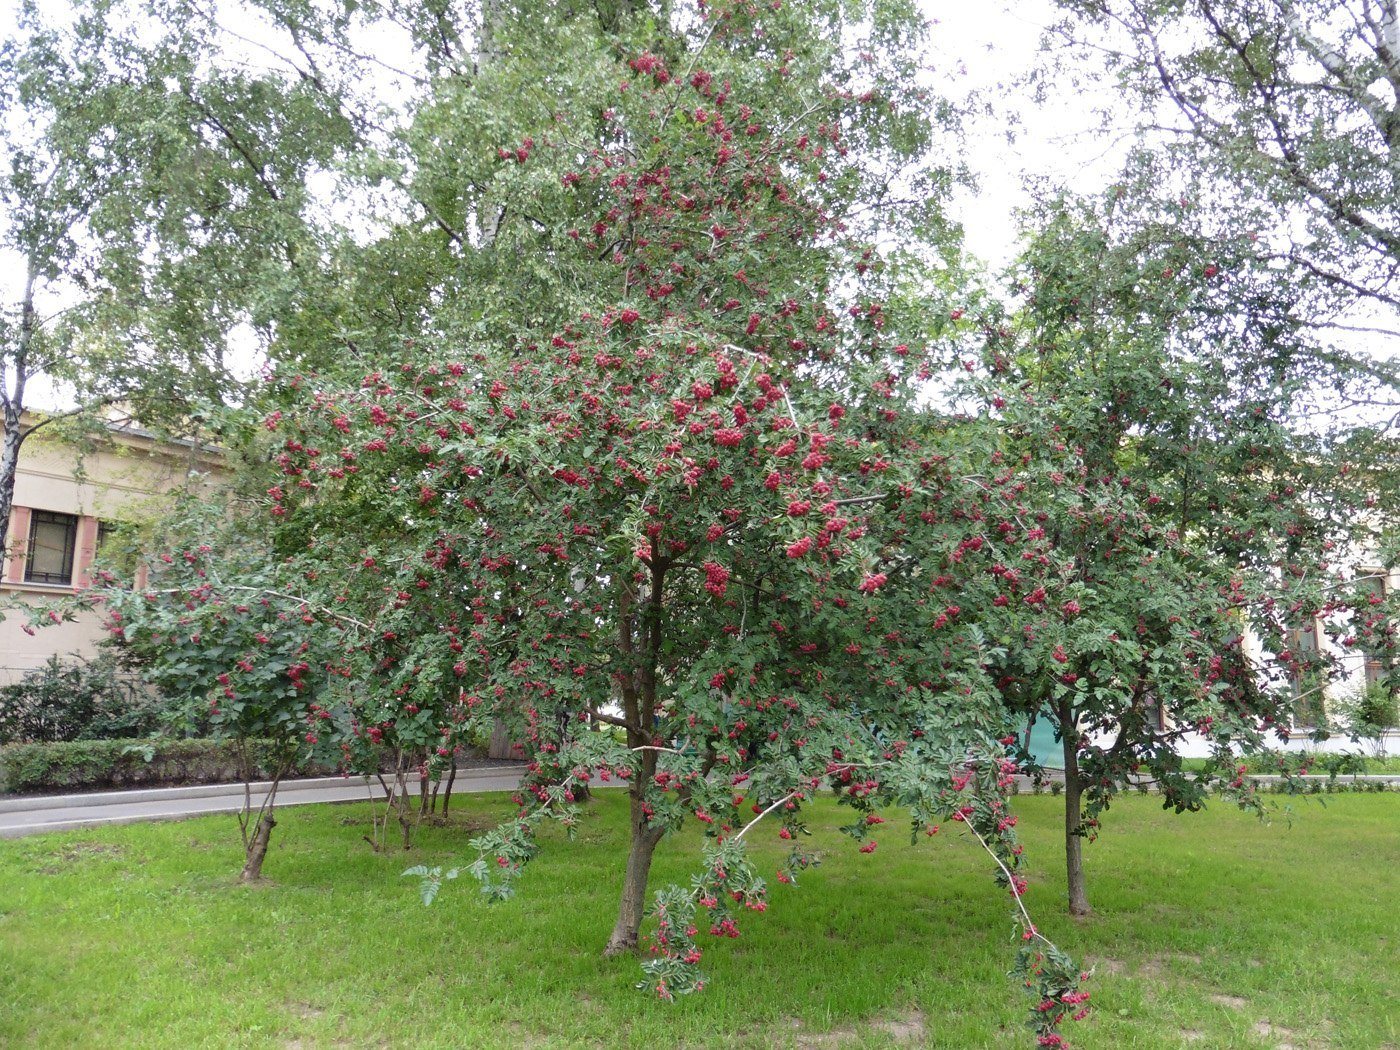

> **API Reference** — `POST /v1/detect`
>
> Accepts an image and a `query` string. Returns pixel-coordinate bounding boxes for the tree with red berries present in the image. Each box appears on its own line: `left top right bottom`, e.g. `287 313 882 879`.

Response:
95 501 348 881
164 1 1091 1039
262 0 993 929
950 183 1400 917
91 1 1103 1040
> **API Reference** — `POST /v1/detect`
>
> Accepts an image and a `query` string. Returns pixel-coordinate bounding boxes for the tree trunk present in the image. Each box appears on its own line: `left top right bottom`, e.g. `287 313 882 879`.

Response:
0 260 37 550
239 812 275 882
1061 711 1092 917
604 796 666 956
394 765 414 849
0 408 24 557
442 763 457 816
604 566 667 957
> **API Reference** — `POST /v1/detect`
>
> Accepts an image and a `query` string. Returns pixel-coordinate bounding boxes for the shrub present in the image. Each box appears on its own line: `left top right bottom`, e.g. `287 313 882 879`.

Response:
1351 684 1398 734
1332 684 1399 758
1238 750 1370 777
0 737 336 794
0 654 174 744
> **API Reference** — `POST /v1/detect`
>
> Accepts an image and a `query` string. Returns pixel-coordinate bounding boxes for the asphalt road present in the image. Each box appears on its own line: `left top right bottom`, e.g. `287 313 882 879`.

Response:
0 765 528 839
4 767 1392 841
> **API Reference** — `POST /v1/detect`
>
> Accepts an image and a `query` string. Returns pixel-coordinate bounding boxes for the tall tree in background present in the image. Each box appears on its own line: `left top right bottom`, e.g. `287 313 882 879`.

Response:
0 0 352 545
1049 0 1400 316
1045 0 1400 470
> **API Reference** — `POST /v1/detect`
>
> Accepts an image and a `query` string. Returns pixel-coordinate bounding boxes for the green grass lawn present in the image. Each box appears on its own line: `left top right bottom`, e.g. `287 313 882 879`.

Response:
1 791 1396 1049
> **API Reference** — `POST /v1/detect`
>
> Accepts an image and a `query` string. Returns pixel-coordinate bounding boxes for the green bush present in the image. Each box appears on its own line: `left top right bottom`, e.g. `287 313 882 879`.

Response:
1351 684 1399 734
1240 750 1371 776
0 738 337 795
0 654 180 745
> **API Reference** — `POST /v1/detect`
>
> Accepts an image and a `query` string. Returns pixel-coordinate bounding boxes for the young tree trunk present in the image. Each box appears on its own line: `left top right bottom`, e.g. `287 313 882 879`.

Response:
239 812 276 882
394 762 414 849
236 740 283 882
1060 708 1092 917
442 762 457 817
603 792 666 956
603 567 667 957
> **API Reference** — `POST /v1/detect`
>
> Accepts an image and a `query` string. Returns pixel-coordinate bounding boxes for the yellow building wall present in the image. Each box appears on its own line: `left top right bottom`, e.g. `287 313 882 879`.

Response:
0 424 226 684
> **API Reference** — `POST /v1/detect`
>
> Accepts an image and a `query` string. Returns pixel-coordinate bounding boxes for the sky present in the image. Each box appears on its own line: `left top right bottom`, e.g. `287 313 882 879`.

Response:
922 0 1118 267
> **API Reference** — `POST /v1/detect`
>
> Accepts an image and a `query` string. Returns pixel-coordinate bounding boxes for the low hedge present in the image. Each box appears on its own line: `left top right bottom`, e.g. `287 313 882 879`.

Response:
0 738 338 795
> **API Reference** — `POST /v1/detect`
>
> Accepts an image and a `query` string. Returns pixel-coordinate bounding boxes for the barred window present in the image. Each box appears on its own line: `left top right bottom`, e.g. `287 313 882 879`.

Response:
1286 620 1325 728
1356 573 1390 690
24 511 78 586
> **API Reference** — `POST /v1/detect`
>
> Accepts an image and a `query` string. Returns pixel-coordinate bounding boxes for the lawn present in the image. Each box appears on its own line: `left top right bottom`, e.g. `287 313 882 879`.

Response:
1 791 1396 1049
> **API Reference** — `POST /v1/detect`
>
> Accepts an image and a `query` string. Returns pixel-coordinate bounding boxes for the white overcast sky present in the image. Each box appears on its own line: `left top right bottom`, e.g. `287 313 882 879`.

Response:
924 0 1116 266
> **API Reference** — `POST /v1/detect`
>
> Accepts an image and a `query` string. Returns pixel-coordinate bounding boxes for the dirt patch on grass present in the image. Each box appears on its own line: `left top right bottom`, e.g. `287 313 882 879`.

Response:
1253 1020 1315 1050
873 1010 926 1042
231 875 278 890
1209 993 1249 1009
789 1009 926 1047
1135 952 1203 980
34 841 126 874
1086 956 1127 976
280 1003 367 1050
1088 952 1201 980
1137 957 1168 980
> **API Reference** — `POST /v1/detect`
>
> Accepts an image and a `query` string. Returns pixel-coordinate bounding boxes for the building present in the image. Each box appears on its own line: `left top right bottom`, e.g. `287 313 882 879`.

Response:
0 416 226 684
1262 558 1399 755
1021 557 1398 766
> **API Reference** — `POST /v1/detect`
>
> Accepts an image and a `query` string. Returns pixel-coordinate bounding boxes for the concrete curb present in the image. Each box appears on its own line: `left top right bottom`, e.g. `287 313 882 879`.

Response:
1015 773 1400 792
1245 773 1400 784
0 764 527 815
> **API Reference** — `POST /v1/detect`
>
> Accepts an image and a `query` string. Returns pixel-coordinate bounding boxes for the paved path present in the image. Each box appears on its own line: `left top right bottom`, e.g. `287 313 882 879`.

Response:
4 767 1393 841
0 765 528 839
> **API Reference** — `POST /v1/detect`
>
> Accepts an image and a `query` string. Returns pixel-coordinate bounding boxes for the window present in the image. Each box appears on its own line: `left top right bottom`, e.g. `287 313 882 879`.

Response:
24 511 78 585
1356 572 1391 690
1143 695 1167 733
1286 619 1326 727
96 520 118 551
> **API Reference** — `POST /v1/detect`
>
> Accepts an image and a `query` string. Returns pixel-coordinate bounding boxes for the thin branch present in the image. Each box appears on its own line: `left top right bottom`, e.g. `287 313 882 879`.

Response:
960 812 1058 950
733 788 802 841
